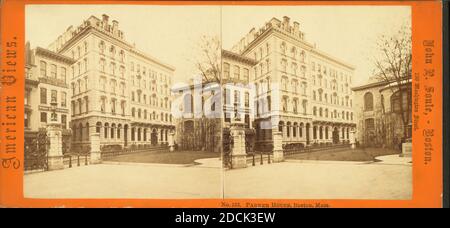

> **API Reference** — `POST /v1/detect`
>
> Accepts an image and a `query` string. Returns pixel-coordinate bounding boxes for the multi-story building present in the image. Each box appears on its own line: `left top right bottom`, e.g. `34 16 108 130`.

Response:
352 77 412 148
25 42 74 137
46 14 175 150
172 81 221 152
221 50 257 130
172 50 257 153
228 16 357 149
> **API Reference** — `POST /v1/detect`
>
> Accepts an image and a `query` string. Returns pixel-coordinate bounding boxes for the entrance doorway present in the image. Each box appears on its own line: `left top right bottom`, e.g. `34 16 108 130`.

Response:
124 124 128 147
151 129 158 145
306 123 310 145
332 127 340 144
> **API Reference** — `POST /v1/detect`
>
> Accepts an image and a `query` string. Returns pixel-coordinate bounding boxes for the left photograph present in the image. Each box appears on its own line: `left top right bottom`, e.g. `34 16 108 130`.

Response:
23 5 223 199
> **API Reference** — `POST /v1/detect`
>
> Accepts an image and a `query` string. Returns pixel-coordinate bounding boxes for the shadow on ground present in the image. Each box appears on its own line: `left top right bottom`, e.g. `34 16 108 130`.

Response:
104 150 220 165
286 147 400 162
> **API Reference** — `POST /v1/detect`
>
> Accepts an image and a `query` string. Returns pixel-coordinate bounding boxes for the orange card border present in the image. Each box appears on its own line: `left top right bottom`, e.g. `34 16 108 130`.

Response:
0 0 443 208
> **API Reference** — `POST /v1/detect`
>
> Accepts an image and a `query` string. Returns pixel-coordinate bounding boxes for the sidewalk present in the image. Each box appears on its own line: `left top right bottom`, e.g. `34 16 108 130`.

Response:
24 156 411 200
24 163 222 199
375 154 412 165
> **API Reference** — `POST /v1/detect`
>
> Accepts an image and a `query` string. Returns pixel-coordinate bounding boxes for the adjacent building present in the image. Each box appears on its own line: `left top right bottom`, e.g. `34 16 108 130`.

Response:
25 42 75 143
226 16 357 150
172 81 221 152
352 77 412 148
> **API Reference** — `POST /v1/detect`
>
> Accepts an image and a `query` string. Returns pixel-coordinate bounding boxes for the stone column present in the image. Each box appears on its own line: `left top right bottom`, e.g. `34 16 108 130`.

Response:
230 124 247 169
308 124 313 146
272 131 284 162
168 131 175 151
47 123 64 170
350 129 356 149
328 126 333 143
401 141 412 157
126 126 131 148
157 129 161 145
90 133 101 164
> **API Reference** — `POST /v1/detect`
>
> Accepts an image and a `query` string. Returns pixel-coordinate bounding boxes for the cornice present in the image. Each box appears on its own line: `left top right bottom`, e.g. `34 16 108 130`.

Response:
35 47 76 65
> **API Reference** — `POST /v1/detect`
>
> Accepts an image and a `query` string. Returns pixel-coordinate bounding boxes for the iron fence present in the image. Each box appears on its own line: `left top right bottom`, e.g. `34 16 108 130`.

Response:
283 144 351 156
101 145 169 159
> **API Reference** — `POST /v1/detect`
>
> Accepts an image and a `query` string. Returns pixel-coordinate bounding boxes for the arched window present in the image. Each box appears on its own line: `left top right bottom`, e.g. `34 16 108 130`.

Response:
104 123 109 138
391 90 410 113
278 121 284 133
110 124 115 139
313 126 317 139
364 92 374 111
96 122 101 133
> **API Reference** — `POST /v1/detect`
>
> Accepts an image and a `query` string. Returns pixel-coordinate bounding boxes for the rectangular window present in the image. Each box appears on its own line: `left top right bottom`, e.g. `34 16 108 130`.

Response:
223 63 230 78
40 61 47 77
25 112 29 128
51 90 57 103
245 92 249 107
25 90 30 105
84 59 88 72
234 90 240 105
40 112 47 123
61 114 67 129
365 118 375 131
40 88 47 104
61 92 67 107
234 66 240 79
61 67 67 83
243 68 249 83
50 64 57 78
224 89 231 105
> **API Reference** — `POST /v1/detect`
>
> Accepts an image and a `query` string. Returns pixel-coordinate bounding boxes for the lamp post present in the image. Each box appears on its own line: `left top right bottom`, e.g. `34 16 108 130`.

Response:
47 100 64 170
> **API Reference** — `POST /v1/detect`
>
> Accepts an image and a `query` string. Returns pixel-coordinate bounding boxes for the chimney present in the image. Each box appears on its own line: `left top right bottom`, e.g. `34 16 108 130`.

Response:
102 14 109 30
25 42 31 65
293 21 299 36
283 16 290 29
112 20 119 34
249 27 256 40
102 14 109 23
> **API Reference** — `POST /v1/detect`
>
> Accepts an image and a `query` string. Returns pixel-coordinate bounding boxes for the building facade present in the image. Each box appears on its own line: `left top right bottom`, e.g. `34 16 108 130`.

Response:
173 82 221 152
221 50 257 130
227 16 356 150
46 14 175 150
25 42 74 136
352 78 412 148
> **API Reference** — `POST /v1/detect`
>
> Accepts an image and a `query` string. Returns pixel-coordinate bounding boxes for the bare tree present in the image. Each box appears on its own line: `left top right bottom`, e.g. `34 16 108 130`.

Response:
194 35 221 83
373 25 412 141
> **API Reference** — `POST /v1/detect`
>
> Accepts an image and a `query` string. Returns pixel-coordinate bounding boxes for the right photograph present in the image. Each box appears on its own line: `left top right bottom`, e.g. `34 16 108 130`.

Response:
221 6 412 199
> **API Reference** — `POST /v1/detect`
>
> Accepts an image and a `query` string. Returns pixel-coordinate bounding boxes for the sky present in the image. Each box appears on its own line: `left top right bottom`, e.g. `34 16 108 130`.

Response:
25 5 221 84
222 6 411 86
26 5 410 86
